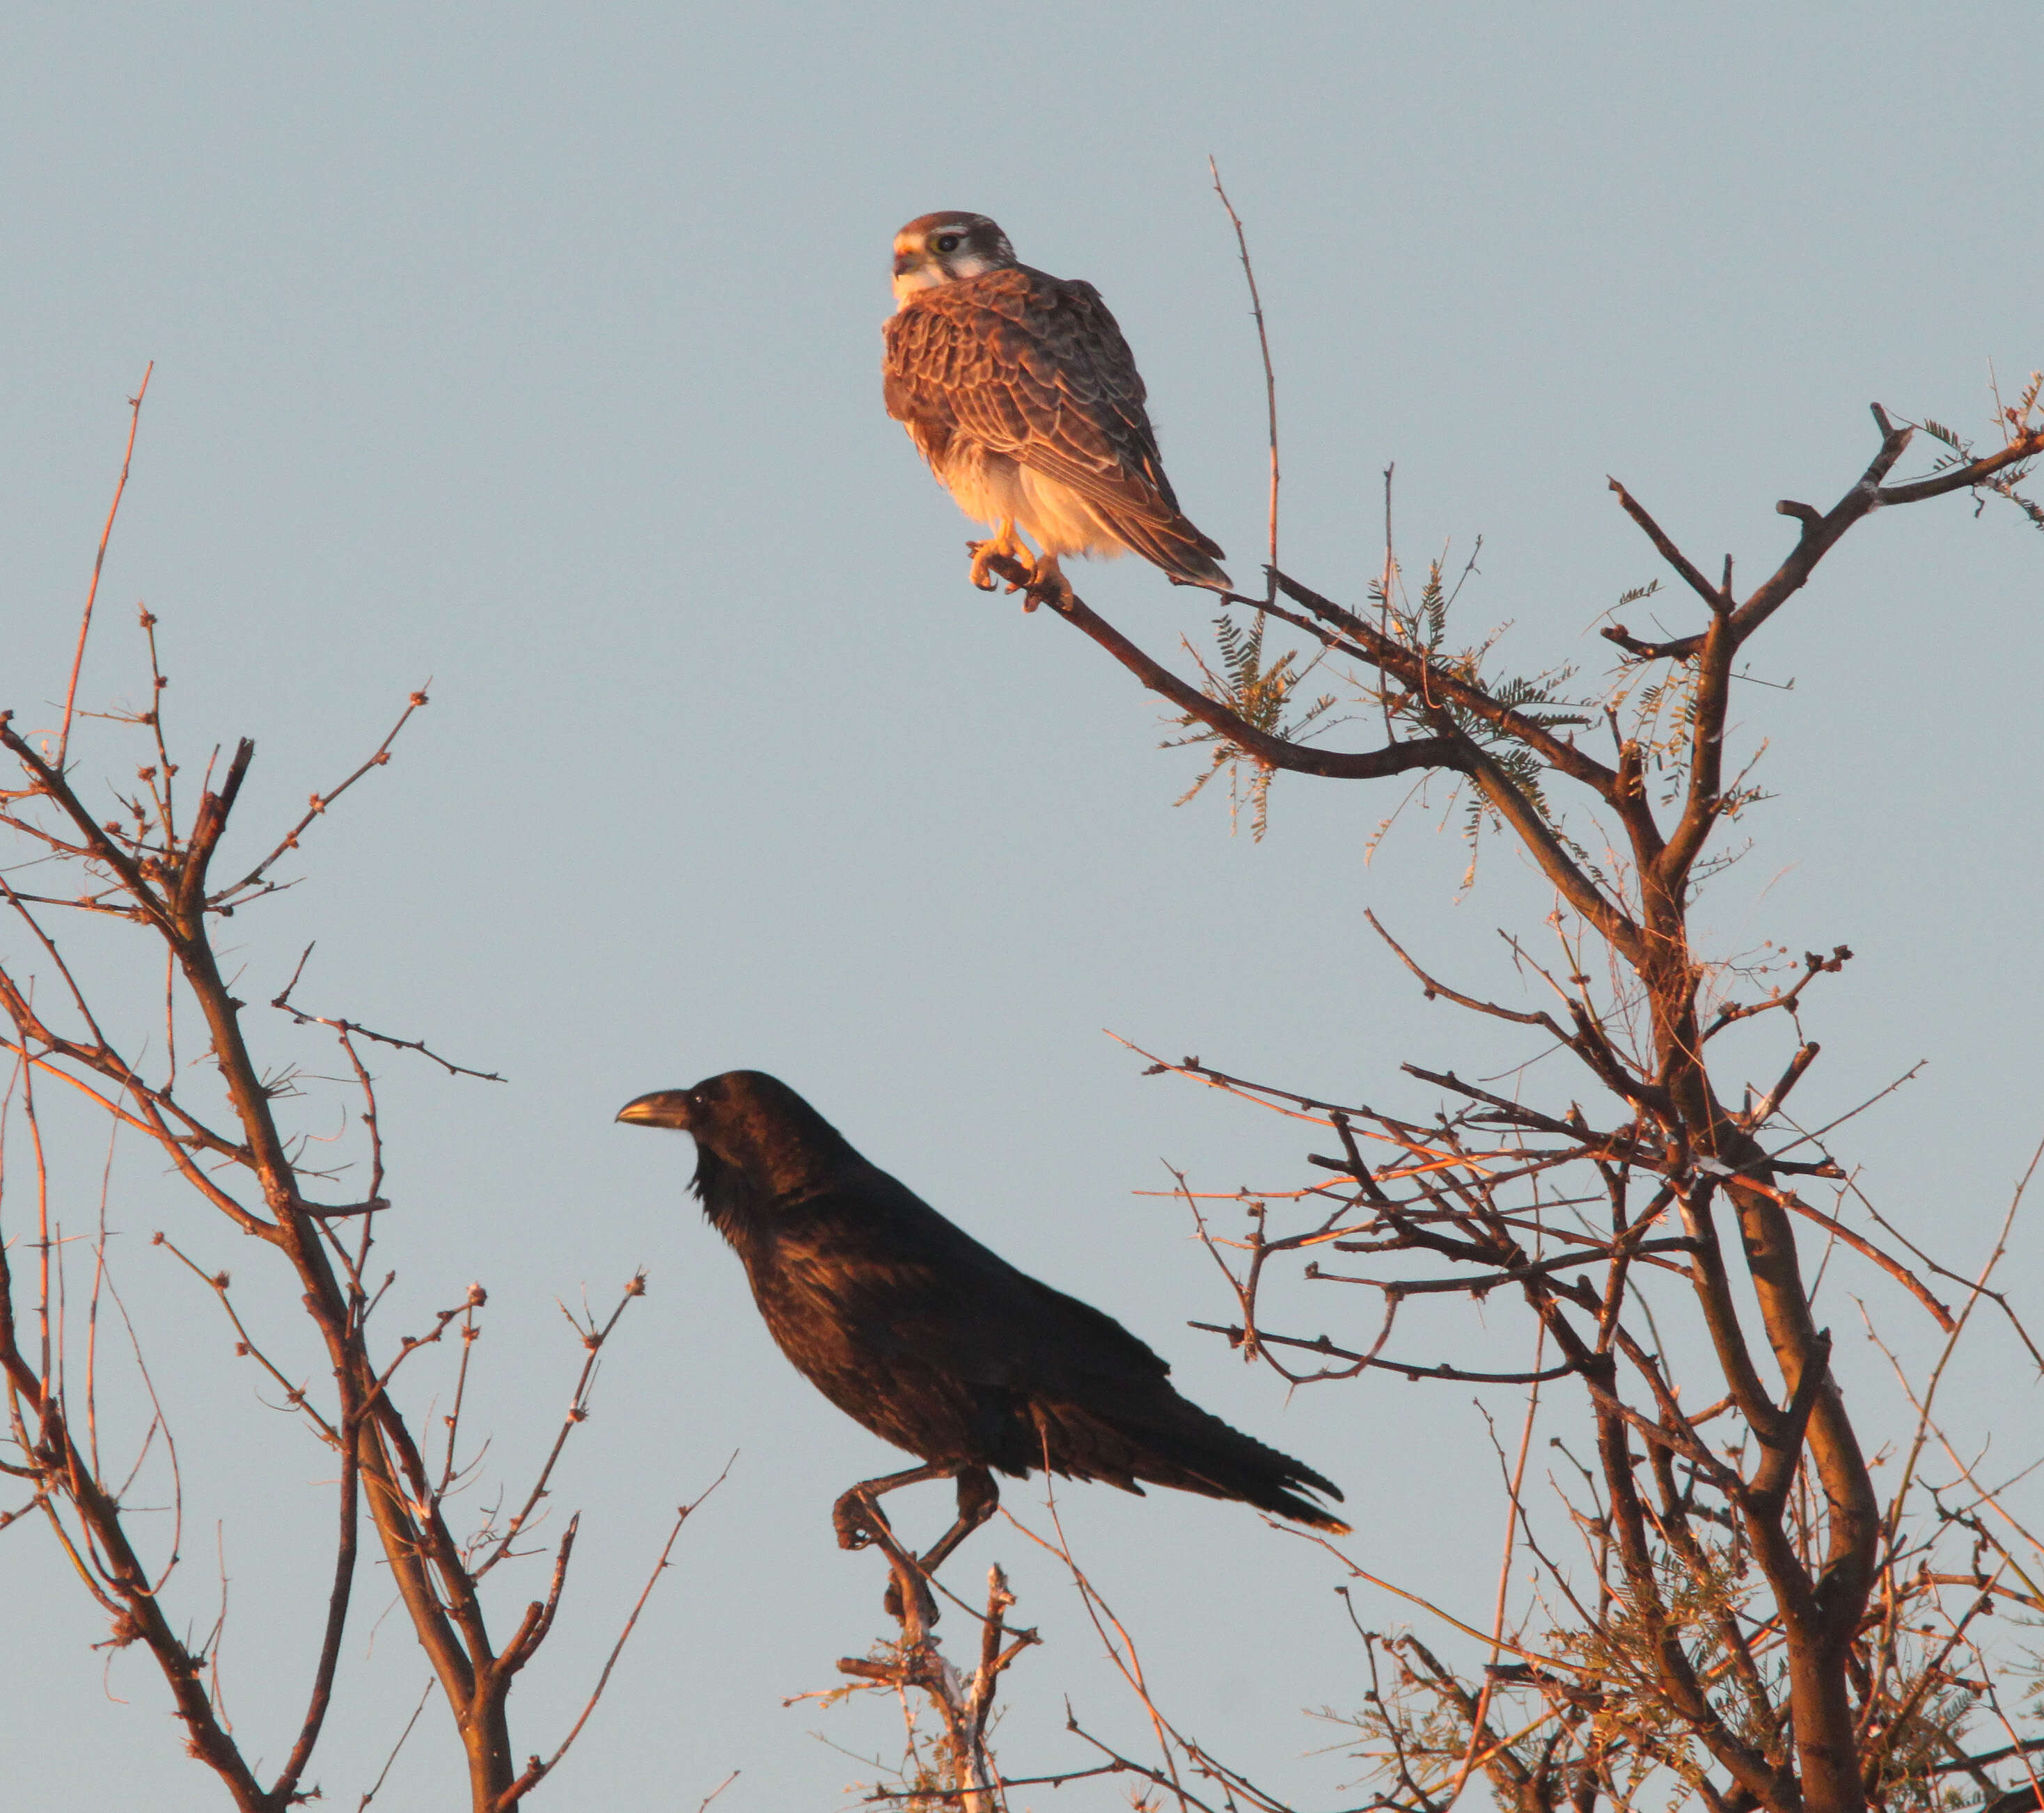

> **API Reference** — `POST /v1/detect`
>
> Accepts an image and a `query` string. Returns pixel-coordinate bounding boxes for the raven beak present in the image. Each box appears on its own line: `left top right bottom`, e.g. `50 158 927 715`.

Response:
616 1090 694 1130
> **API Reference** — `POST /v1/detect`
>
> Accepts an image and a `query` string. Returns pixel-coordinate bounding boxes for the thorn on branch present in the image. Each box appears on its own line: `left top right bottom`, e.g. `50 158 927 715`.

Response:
1601 622 1698 663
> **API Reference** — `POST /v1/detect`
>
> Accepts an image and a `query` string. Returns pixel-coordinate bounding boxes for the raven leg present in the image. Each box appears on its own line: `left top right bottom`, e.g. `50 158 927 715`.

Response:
846 1471 997 1626
832 1462 1000 1567
916 1465 999 1576
832 1461 957 1552
835 1464 1003 1620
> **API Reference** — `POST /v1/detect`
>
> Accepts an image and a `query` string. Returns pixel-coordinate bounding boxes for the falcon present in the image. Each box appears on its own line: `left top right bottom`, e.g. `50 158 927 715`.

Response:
884 211 1232 605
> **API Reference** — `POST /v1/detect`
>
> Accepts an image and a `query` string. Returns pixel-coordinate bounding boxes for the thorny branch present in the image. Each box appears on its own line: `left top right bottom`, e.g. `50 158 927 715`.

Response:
273 944 507 1083
2 411 684 1812
996 376 2044 1813
58 363 152 770
832 1557 1041 1813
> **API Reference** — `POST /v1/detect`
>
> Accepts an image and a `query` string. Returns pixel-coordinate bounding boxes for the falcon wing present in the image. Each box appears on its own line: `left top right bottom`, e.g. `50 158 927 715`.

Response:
884 266 1224 570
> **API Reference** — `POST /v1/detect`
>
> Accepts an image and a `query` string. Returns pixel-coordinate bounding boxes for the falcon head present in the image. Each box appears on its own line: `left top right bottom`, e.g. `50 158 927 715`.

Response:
891 212 1016 308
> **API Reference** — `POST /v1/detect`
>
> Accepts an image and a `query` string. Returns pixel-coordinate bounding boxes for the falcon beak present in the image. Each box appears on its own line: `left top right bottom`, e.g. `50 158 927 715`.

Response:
893 251 918 277
616 1090 695 1130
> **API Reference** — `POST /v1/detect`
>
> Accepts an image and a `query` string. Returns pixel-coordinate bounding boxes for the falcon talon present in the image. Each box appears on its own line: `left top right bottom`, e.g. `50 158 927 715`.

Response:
885 212 1232 597
1021 554 1071 613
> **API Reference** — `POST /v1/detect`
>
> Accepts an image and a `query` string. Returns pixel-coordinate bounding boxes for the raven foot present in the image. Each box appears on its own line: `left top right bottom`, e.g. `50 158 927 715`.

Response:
833 1485 891 1552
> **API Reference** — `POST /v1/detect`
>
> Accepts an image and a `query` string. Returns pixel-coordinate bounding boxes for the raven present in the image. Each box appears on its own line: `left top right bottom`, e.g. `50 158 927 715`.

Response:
618 1069 1346 1587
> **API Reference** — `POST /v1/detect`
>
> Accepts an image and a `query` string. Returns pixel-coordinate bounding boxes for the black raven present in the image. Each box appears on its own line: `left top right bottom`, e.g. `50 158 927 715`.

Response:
617 1070 1346 1585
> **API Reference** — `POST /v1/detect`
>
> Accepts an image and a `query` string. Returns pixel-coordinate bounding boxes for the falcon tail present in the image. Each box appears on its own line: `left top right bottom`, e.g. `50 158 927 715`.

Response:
1163 543 1234 592
1124 513 1232 593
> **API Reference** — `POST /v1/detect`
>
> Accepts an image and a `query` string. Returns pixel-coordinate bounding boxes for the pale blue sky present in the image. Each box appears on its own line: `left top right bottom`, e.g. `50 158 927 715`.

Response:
4 6 2041 1807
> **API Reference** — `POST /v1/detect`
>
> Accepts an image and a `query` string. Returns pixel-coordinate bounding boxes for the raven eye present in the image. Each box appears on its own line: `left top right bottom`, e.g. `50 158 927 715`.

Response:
934 232 961 254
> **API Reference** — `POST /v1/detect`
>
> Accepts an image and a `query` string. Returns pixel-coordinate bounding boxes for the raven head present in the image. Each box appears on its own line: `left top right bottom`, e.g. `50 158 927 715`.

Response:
618 1069 854 1207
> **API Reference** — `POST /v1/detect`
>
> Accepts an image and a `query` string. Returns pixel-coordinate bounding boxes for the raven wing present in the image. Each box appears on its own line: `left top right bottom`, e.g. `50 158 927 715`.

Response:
769 1160 1172 1398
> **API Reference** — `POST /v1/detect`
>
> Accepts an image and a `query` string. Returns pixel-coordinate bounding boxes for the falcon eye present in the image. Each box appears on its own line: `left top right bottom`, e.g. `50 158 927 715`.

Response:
933 233 962 253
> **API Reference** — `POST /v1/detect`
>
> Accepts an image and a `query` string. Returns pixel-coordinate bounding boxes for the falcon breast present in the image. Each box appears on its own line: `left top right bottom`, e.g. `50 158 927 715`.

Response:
883 210 1231 599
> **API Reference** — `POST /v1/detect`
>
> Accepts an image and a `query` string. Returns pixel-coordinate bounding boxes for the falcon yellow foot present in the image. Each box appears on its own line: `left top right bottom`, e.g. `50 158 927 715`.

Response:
967 519 1030 592
1019 553 1070 613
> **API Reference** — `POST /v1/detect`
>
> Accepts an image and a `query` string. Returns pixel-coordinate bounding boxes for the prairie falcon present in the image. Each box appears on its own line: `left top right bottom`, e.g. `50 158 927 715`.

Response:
883 211 1231 604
